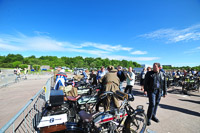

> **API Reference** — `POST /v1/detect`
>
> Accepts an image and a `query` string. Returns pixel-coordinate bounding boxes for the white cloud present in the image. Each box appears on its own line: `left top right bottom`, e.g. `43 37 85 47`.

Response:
184 46 200 54
68 48 108 56
0 32 156 61
131 50 147 55
80 42 132 52
0 43 24 51
101 55 159 61
141 24 200 43
0 32 131 55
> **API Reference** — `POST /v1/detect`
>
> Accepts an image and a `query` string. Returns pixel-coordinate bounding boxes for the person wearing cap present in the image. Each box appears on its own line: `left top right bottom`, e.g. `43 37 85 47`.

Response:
100 65 120 111
54 69 67 90
144 63 167 126
54 66 62 83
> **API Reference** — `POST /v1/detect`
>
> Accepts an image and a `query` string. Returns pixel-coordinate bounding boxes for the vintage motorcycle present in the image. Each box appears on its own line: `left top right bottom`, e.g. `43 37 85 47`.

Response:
66 90 147 133
182 75 200 94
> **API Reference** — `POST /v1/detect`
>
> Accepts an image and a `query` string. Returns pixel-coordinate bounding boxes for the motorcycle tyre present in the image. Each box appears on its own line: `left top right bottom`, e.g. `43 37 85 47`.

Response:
124 112 147 133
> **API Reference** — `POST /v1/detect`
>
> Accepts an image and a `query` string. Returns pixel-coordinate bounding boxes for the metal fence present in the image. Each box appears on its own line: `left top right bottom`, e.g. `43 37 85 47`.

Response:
0 73 16 88
0 77 53 133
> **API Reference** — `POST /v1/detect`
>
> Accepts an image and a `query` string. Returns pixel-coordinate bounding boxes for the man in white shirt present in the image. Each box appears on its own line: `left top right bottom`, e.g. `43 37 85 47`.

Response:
125 67 135 94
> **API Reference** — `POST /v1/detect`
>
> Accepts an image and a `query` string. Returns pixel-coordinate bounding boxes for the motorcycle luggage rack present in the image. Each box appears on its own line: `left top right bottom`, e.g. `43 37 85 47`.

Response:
115 90 128 100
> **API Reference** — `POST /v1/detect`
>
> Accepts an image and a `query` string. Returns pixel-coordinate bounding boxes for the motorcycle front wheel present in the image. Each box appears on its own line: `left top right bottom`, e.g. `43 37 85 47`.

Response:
124 112 147 133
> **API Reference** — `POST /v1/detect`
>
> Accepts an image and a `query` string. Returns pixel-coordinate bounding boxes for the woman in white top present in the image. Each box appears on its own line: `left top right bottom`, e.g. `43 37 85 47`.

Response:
125 67 135 94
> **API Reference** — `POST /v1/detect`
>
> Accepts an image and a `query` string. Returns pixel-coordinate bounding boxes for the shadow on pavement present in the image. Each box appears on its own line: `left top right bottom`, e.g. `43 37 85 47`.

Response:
187 93 200 97
159 104 200 117
132 89 146 97
167 89 182 94
167 88 200 97
179 99 200 104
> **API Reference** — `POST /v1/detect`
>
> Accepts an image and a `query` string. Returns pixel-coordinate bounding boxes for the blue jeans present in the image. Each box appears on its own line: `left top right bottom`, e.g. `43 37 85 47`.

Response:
147 89 162 120
119 82 124 92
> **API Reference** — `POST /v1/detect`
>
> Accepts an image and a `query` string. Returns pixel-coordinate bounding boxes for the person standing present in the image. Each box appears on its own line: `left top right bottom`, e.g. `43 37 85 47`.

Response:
100 66 120 111
144 63 167 126
140 68 147 91
81 69 90 83
89 70 97 85
117 66 126 92
96 66 106 83
24 68 28 80
125 67 135 94
54 69 67 90
54 66 61 83
147 67 151 72
183 69 187 77
17 68 21 79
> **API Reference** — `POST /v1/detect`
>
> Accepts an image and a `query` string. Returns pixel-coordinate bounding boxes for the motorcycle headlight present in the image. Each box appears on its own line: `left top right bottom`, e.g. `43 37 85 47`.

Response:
137 105 143 110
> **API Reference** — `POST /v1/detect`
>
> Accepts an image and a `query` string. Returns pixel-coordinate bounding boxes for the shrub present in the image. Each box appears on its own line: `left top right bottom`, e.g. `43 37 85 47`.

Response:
33 65 40 71
19 64 28 70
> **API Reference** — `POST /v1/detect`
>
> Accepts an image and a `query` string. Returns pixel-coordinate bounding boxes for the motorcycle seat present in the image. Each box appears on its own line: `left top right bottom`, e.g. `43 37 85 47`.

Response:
79 110 94 122
66 95 81 101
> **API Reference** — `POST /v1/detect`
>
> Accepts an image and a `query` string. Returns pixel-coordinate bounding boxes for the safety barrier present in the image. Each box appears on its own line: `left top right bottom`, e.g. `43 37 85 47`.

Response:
0 74 16 88
0 76 54 133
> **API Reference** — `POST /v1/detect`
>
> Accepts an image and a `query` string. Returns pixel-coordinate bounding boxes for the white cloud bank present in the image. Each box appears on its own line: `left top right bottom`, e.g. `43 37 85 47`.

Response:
0 32 159 61
101 55 159 61
131 50 147 55
141 24 200 43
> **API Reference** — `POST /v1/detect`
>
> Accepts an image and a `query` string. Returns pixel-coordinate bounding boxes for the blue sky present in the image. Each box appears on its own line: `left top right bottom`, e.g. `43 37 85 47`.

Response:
0 0 200 67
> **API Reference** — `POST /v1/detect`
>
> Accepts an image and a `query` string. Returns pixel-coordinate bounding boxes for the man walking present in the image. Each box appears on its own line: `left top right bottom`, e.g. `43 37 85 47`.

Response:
144 63 167 126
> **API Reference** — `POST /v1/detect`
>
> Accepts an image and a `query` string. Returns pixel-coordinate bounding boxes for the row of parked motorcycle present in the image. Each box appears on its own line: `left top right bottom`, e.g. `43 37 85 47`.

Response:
163 74 200 94
134 72 200 95
37 79 147 133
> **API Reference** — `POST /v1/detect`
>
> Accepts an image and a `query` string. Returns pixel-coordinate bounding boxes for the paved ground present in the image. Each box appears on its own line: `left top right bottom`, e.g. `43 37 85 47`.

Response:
0 74 51 129
0 76 199 133
128 82 200 133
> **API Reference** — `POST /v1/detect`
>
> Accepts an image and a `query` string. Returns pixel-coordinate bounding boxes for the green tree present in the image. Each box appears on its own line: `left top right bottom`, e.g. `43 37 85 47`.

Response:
102 58 110 67
19 64 28 69
29 58 41 65
28 55 36 59
4 54 24 63
12 61 22 68
0 63 13 68
0 56 5 64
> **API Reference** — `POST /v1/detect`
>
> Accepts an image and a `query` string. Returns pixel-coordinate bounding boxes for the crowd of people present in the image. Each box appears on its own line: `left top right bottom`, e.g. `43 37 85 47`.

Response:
53 63 200 127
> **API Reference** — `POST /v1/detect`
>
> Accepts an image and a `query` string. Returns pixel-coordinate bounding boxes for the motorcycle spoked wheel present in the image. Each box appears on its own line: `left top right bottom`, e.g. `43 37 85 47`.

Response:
95 98 106 112
124 112 147 133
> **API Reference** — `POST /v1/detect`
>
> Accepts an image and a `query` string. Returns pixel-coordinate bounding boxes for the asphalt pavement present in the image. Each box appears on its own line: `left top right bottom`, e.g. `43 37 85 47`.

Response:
128 82 200 133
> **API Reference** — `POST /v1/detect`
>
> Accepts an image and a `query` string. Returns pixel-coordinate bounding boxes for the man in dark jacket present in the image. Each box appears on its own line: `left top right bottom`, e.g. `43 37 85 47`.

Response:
117 66 126 92
89 70 97 85
144 63 167 126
